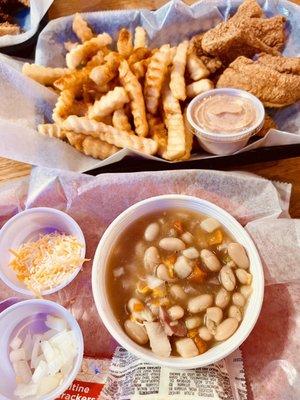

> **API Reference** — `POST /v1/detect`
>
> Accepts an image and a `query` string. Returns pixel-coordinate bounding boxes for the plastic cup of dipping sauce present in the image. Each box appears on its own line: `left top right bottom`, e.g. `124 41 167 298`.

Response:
186 88 265 155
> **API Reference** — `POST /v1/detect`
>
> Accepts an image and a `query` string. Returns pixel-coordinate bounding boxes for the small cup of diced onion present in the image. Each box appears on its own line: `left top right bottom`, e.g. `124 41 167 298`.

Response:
0 299 83 400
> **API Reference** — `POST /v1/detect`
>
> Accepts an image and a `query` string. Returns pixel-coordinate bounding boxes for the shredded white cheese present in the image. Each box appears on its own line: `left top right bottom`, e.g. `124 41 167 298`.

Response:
9 233 85 296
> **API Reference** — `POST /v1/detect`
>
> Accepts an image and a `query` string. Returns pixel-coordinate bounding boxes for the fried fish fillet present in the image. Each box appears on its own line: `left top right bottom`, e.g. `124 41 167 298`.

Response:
201 0 285 64
257 53 300 75
217 56 300 108
189 34 223 74
256 115 277 137
232 0 263 19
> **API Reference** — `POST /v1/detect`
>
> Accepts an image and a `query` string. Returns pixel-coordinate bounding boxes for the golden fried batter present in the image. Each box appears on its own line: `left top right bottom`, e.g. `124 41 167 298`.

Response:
256 115 277 137
217 56 300 108
201 0 285 64
257 53 300 75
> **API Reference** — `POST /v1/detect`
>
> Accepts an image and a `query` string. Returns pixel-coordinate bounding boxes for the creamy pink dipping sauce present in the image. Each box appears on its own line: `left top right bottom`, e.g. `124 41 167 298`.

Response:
193 94 258 134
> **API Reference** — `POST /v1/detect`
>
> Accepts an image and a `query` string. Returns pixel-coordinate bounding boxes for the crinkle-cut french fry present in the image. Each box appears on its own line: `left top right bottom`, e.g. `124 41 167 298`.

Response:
65 131 119 159
52 89 75 125
187 53 210 81
63 116 158 155
119 60 148 137
131 58 150 80
162 84 186 160
22 63 70 86
82 135 119 159
66 33 112 69
112 109 133 133
72 13 94 43
144 44 172 114
65 131 85 150
54 67 90 92
54 51 104 93
64 41 78 52
134 26 147 49
89 52 121 86
37 123 66 139
170 40 189 101
182 111 193 160
0 23 20 36
186 79 214 98
169 46 177 62
128 47 151 66
82 81 111 103
87 50 105 67
117 28 133 58
147 113 168 157
88 86 129 120
70 101 89 117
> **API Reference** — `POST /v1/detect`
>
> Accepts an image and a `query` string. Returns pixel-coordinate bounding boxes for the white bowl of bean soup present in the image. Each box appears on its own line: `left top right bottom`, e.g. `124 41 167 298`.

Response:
92 195 264 368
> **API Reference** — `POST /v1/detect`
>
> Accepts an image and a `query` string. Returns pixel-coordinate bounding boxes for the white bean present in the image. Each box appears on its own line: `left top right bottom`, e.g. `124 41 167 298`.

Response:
174 255 192 279
204 307 223 334
128 298 154 322
236 269 252 285
188 294 213 314
159 237 185 251
215 288 231 309
144 222 160 241
135 241 146 258
200 217 221 233
228 305 242 322
124 320 149 345
175 338 199 358
156 264 174 282
182 247 200 259
168 305 184 321
228 243 250 269
206 307 223 324
198 326 213 341
185 316 202 330
170 285 187 301
181 232 194 244
240 285 253 299
200 249 221 272
144 246 160 272
232 292 246 307
214 318 239 341
219 266 236 291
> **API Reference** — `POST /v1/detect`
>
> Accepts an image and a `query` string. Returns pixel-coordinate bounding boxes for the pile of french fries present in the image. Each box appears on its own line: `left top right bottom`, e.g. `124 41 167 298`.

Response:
22 13 214 161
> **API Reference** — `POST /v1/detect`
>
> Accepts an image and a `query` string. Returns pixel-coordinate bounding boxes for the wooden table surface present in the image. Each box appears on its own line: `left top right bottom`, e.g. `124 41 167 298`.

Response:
1 0 299 216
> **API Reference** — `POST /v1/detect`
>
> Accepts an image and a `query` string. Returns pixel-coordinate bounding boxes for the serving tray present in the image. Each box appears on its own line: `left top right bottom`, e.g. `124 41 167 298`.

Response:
88 143 300 175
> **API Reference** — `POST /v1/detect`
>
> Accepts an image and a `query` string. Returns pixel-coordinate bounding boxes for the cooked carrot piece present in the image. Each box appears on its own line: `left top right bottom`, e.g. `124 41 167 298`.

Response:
173 220 184 234
187 328 199 339
207 229 223 245
133 303 144 312
194 335 207 354
188 263 207 284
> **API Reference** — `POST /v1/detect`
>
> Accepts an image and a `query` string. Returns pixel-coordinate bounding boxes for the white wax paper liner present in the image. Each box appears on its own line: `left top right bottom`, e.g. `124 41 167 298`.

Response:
0 0 54 48
0 0 299 172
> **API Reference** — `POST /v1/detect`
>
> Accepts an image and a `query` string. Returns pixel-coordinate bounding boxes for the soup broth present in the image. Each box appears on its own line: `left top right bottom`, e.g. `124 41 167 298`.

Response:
106 208 252 358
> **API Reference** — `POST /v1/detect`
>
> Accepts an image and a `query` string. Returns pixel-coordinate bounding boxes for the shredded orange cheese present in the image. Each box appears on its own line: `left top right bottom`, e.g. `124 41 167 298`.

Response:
9 233 85 296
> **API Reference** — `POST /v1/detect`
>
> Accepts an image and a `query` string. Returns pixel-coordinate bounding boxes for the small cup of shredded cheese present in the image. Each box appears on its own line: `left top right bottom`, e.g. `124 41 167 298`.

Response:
0 207 86 296
0 299 84 400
